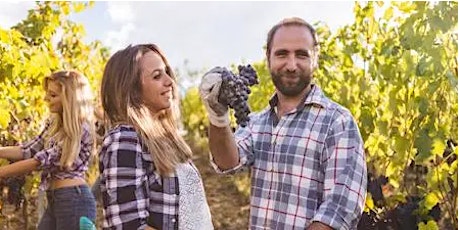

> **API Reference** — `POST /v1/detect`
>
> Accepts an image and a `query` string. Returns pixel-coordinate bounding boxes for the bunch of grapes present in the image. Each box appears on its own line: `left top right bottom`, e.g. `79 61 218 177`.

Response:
0 175 25 211
5 176 25 210
367 173 388 206
218 65 259 127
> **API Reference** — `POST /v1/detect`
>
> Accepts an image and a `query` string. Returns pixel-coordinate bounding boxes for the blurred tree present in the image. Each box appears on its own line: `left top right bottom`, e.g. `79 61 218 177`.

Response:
0 2 109 228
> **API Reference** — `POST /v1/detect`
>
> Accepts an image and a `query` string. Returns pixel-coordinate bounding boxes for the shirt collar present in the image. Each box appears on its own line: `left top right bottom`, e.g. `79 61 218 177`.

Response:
268 83 328 111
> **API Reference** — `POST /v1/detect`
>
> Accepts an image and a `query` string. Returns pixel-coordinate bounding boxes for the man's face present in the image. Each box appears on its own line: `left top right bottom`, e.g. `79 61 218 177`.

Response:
268 25 317 97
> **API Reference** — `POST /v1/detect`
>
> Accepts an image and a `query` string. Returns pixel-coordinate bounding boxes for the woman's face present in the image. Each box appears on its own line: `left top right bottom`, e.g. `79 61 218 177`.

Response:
44 80 63 113
139 51 174 114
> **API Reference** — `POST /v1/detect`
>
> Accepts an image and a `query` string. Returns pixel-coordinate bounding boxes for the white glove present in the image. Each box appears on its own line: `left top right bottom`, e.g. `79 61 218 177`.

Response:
199 67 230 127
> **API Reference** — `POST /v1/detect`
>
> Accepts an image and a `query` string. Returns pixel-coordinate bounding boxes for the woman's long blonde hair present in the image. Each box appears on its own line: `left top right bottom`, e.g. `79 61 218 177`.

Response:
44 70 95 169
101 44 192 176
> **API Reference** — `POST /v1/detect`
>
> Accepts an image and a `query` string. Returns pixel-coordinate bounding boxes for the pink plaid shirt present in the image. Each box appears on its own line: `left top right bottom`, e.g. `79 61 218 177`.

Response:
211 84 367 229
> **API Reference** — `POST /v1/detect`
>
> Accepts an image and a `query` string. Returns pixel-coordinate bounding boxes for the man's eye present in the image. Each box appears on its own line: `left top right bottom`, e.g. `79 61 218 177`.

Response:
297 54 309 59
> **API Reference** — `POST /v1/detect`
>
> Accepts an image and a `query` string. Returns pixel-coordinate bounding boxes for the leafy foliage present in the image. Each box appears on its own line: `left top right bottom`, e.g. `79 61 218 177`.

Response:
0 1 457 229
0 1 109 226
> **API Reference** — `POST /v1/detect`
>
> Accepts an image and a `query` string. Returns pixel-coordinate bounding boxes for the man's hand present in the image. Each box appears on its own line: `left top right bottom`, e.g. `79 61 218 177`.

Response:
199 67 230 127
307 221 333 230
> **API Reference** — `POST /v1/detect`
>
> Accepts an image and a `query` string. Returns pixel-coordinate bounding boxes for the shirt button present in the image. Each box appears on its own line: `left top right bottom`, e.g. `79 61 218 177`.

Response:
171 218 176 223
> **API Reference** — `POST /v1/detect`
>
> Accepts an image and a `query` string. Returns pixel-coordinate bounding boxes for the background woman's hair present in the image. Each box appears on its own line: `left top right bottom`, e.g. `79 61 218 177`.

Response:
43 70 96 169
101 43 192 175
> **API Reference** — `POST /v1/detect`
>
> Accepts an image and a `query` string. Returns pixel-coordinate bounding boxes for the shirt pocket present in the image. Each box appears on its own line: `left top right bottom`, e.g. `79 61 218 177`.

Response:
253 132 273 166
147 176 179 229
281 132 325 191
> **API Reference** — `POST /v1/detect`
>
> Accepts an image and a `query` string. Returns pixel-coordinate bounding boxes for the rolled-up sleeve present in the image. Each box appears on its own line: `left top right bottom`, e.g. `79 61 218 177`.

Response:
100 129 149 230
312 113 367 229
209 122 254 174
33 145 60 170
20 121 50 159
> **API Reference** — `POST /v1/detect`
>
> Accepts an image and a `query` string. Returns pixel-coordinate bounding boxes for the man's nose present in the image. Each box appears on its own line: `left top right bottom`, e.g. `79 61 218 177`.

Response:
285 56 298 72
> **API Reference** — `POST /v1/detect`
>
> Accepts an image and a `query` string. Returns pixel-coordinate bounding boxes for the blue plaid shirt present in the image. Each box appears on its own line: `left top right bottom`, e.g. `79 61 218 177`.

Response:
211 84 367 229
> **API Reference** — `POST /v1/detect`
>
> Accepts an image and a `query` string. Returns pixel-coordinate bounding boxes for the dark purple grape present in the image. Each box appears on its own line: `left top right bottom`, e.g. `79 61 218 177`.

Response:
4 175 25 210
357 211 378 230
429 204 441 221
218 65 259 127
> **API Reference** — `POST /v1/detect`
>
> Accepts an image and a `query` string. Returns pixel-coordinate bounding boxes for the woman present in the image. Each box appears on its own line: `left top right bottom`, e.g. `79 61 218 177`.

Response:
0 70 97 229
99 43 213 230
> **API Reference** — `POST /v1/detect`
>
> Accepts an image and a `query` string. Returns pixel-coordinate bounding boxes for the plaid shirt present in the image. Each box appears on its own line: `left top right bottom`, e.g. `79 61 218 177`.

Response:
21 121 93 191
99 125 179 230
211 84 367 229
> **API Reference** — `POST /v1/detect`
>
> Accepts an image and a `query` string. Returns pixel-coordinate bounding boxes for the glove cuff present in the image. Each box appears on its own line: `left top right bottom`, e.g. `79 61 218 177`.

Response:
205 103 230 127
209 114 230 128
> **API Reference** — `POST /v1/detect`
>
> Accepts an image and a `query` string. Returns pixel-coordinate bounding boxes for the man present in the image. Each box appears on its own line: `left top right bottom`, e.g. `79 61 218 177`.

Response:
199 17 367 230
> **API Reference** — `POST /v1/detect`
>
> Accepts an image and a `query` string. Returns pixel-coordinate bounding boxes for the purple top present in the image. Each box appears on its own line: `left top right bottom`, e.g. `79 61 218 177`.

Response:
21 121 93 190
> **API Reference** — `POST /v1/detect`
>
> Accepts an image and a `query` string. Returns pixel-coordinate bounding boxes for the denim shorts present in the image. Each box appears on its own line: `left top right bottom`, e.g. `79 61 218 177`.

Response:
38 185 96 230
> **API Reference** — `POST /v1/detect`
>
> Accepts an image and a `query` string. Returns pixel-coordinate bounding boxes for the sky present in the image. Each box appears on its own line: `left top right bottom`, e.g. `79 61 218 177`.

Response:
0 1 356 80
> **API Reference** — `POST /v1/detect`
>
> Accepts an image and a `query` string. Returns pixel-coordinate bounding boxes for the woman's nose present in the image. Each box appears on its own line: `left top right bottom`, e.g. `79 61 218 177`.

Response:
165 75 173 86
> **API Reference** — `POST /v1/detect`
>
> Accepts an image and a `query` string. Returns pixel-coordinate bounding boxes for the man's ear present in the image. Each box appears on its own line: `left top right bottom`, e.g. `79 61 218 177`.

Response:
266 51 271 68
312 50 319 70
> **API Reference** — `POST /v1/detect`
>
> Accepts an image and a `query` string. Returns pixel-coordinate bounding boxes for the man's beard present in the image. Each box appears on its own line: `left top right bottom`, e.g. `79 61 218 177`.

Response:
270 71 312 97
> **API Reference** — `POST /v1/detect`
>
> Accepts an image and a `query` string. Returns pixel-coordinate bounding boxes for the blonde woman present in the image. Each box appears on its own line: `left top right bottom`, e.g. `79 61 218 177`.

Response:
99 44 213 230
0 70 97 230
